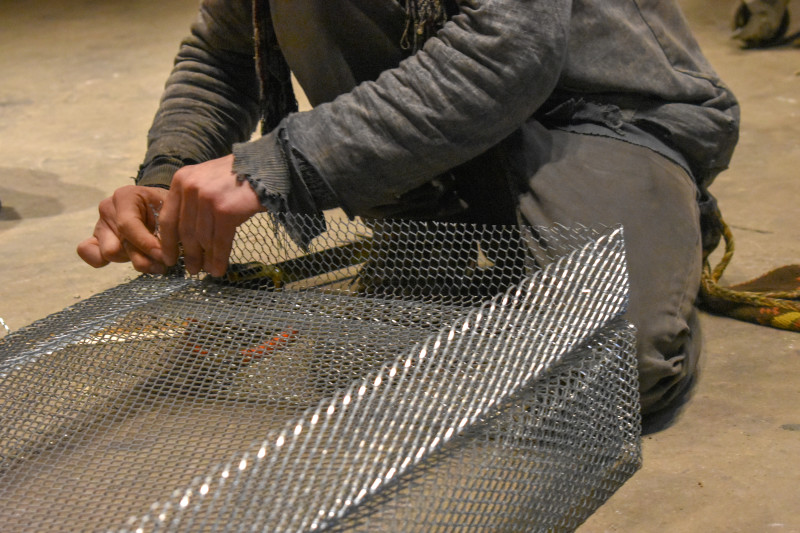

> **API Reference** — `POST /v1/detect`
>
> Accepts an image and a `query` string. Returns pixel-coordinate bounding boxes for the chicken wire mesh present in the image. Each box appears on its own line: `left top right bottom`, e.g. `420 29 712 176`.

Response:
0 213 641 532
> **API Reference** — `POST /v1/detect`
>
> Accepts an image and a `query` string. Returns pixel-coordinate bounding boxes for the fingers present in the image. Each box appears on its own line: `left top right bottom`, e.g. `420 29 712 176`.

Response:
179 179 203 275
207 222 237 277
76 199 128 267
167 173 236 277
163 155 259 277
80 156 264 278
115 189 164 263
78 185 169 274
114 187 169 274
124 241 166 275
162 167 204 275
137 154 263 277
158 181 182 268
190 179 239 277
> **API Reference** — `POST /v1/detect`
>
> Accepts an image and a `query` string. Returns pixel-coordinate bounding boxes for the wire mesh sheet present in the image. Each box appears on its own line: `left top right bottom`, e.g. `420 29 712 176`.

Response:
0 214 640 532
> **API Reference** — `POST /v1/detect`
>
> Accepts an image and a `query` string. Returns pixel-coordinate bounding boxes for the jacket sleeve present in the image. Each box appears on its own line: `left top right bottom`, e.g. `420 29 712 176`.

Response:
136 0 261 188
271 0 572 215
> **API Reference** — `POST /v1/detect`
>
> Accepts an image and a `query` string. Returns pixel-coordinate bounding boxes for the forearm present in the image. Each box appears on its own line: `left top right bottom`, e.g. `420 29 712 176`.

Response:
139 0 572 229
277 0 572 214
137 0 261 188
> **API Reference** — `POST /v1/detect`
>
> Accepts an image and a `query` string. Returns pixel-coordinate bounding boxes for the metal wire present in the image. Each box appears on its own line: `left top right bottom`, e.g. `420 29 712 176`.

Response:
0 214 640 532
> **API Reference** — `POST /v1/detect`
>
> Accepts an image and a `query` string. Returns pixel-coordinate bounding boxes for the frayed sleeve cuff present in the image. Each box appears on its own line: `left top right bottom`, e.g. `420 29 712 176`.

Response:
233 129 329 248
233 130 293 212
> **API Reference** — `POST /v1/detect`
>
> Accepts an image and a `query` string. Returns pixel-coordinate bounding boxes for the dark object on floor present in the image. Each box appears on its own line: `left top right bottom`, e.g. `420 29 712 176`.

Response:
732 0 800 48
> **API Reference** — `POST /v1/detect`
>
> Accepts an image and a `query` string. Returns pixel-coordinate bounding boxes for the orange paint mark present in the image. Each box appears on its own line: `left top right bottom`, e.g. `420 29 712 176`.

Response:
240 329 299 363
190 344 209 356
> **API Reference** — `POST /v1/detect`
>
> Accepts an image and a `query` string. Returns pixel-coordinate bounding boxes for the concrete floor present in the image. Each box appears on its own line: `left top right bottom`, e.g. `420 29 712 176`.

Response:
0 0 798 531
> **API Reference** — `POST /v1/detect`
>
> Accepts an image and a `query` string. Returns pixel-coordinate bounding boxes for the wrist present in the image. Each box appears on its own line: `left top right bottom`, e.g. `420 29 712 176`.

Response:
135 155 198 188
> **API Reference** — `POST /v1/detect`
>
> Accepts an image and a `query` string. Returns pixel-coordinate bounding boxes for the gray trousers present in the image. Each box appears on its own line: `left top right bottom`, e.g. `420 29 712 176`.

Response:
514 124 702 414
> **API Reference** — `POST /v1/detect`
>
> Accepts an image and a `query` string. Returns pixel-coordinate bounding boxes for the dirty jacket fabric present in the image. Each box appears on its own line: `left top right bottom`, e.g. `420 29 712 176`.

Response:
136 0 739 232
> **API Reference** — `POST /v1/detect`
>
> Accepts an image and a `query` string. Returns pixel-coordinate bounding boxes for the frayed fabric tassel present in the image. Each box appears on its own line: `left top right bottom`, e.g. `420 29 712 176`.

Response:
400 0 447 52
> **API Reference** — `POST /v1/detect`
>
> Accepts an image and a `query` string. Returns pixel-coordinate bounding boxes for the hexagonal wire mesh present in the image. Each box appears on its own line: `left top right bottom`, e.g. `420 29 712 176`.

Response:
0 213 640 532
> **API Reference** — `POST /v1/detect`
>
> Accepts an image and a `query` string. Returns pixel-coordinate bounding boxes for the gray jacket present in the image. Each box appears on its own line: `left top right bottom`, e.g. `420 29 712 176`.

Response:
136 0 739 230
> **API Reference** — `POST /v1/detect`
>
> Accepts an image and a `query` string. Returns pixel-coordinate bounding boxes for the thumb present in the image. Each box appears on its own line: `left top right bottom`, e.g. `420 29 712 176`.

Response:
77 236 111 268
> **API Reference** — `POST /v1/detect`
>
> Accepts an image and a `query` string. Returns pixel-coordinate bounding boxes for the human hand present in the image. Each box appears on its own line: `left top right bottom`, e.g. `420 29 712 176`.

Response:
77 185 170 274
159 154 264 277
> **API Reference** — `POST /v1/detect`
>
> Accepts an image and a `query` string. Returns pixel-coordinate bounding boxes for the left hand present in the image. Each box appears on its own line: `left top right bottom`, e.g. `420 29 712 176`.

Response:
159 154 264 277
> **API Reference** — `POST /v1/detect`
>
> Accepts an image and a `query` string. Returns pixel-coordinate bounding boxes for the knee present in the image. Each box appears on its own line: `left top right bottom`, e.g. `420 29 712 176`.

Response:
635 307 701 414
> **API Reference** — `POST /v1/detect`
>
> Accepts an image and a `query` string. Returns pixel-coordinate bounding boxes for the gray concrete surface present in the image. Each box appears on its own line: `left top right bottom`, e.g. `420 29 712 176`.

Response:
0 0 798 531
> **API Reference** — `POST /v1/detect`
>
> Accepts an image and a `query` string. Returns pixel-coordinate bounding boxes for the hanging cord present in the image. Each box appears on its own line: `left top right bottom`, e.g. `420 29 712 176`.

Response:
253 0 298 134
698 214 800 331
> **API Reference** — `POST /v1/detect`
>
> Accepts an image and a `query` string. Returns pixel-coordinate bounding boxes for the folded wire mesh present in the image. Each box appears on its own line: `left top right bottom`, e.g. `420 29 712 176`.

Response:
0 214 641 532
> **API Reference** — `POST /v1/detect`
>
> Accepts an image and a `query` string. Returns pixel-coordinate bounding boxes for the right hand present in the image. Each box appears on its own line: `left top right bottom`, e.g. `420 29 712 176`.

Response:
157 154 264 277
77 185 170 274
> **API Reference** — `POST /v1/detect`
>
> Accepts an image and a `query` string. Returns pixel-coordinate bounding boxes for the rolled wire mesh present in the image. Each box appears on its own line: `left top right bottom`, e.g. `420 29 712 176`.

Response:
0 214 640 532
